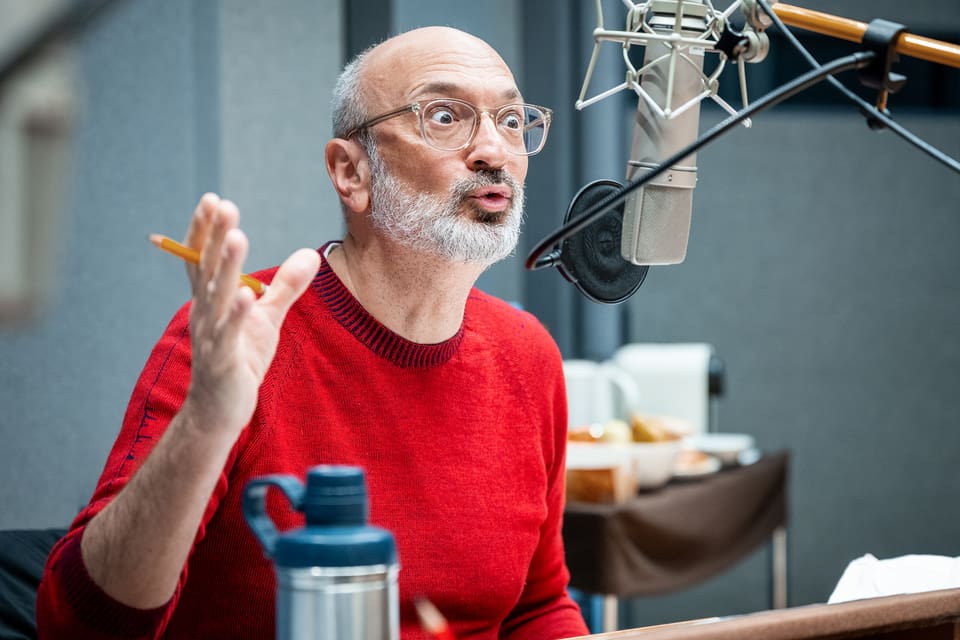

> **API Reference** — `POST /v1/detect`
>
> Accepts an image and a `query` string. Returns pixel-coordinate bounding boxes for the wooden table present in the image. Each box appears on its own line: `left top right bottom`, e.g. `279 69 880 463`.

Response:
566 588 960 640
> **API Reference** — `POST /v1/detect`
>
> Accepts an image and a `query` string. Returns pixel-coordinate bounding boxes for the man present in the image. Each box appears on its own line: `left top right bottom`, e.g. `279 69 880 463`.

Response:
38 26 588 639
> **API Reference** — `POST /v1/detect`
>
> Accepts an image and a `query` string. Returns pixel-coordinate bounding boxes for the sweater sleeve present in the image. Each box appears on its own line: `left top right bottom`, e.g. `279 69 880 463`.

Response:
36 305 241 639
500 335 589 640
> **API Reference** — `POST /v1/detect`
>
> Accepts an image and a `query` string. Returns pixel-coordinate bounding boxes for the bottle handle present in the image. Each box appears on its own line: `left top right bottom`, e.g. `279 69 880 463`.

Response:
242 474 305 557
600 361 641 416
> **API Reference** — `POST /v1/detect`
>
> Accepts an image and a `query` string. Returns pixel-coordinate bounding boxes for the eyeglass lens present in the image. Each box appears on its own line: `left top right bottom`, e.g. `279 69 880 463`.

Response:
420 100 547 154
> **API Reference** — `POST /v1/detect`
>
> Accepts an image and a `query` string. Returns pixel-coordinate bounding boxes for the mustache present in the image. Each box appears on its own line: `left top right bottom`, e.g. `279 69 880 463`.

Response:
450 169 521 201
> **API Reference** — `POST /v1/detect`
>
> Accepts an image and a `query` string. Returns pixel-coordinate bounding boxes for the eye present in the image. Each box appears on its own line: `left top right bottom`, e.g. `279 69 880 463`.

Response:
424 101 468 126
499 109 523 130
429 107 455 125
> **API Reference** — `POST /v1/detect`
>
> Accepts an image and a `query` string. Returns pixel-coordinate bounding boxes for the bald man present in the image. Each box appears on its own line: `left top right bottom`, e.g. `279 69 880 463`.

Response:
37 27 588 640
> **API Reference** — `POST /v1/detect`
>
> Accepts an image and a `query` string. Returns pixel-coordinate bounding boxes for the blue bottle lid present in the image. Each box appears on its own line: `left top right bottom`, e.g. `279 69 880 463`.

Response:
273 466 397 569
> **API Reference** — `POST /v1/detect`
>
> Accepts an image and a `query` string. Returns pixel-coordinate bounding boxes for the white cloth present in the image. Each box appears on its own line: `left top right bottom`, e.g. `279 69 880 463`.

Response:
828 553 960 604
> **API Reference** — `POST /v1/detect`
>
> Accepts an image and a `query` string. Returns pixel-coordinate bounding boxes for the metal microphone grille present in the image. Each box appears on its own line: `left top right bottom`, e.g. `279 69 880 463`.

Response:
622 186 694 265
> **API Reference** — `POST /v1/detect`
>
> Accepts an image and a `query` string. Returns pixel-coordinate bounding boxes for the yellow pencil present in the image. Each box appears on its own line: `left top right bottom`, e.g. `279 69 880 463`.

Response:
414 598 457 640
148 234 268 296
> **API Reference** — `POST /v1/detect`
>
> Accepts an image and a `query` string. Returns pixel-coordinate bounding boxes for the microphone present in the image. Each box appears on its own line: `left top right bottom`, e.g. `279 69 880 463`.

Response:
553 0 753 303
621 3 708 266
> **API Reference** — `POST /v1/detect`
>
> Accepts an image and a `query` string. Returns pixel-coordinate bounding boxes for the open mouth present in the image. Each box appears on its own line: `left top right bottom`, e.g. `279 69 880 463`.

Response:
468 186 512 213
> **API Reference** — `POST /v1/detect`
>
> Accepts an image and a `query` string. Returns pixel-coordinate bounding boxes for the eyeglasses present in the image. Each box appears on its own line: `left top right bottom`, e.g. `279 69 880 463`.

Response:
344 98 552 156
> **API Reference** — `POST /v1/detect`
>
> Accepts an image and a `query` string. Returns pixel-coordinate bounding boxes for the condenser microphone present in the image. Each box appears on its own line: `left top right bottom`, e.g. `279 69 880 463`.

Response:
621 2 709 265
543 0 767 301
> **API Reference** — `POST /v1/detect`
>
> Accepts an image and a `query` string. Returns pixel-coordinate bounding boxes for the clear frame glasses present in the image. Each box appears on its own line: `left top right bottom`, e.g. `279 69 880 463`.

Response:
344 98 553 156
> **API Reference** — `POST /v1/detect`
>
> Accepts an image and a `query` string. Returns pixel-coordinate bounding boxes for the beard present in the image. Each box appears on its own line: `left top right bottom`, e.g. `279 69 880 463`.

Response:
366 143 525 266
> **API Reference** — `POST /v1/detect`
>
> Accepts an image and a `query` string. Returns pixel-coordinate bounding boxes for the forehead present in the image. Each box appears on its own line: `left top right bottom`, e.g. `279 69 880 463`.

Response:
365 31 521 107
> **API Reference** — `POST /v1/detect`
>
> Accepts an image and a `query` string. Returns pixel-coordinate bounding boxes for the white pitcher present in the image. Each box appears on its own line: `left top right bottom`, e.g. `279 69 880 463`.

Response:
562 359 639 429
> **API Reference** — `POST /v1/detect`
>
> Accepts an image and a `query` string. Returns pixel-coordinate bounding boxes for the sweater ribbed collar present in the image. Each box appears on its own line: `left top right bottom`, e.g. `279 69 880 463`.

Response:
311 242 465 368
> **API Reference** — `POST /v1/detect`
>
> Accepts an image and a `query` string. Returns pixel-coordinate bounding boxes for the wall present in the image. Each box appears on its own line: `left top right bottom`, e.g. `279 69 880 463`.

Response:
0 0 343 529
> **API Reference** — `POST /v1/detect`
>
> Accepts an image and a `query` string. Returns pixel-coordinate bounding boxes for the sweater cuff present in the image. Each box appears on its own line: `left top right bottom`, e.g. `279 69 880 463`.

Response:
57 532 169 637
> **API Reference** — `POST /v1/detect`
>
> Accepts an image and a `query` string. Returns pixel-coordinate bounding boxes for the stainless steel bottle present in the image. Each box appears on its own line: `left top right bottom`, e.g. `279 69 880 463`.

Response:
243 465 399 640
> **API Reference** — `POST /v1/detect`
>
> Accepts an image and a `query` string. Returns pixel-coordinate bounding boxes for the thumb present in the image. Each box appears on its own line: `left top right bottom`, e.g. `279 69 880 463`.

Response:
259 248 321 324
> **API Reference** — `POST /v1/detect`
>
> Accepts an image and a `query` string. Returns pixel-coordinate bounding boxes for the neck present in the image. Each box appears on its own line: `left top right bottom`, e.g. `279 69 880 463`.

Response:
326 234 486 344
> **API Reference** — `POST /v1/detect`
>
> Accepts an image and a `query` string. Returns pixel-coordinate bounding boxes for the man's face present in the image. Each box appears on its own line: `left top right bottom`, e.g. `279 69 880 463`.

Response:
359 28 532 266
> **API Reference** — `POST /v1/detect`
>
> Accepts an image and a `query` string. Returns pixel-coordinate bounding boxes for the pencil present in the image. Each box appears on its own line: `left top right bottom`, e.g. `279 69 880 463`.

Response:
148 234 268 296
414 598 457 640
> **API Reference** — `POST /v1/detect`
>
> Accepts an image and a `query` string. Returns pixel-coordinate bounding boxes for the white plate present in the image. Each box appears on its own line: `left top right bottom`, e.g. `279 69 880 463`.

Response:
684 433 755 466
565 442 634 469
737 447 762 466
672 451 722 479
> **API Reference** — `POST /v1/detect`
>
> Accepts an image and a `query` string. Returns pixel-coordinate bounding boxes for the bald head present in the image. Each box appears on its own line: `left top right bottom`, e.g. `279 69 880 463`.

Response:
331 27 519 140
367 26 505 70
364 27 512 108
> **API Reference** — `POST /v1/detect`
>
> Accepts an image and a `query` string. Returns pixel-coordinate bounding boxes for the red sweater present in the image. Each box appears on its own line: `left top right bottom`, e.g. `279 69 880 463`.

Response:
37 246 588 640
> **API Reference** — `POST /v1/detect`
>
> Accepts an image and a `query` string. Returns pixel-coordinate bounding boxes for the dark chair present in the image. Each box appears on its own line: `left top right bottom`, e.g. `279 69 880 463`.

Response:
0 529 67 640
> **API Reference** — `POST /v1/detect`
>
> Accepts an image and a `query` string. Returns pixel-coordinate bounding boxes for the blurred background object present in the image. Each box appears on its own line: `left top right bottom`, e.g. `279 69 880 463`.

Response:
0 0 77 324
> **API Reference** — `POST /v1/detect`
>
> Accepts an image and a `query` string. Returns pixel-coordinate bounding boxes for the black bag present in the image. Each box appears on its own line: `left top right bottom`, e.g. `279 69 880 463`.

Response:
0 529 67 640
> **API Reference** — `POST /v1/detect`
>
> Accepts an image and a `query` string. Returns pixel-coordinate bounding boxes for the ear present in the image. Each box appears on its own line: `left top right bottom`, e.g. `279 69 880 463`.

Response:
325 138 371 214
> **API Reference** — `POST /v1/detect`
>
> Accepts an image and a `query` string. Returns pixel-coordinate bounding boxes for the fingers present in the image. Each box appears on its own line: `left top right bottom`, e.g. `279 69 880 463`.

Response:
185 195 249 348
184 192 220 248
258 248 321 327
181 192 318 341
198 201 240 297
183 194 242 302
183 193 221 289
213 277 256 358
187 225 255 409
205 227 249 323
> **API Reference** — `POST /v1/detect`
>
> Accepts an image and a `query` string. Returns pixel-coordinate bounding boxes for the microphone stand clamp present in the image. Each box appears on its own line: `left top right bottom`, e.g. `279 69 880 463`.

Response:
715 23 770 63
857 19 909 131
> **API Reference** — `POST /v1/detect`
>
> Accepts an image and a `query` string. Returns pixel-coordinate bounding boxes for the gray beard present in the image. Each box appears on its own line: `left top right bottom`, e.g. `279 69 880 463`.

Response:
366 144 525 266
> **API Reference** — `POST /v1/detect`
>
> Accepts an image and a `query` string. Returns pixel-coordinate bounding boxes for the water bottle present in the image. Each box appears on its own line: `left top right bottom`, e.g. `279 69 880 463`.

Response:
243 465 399 640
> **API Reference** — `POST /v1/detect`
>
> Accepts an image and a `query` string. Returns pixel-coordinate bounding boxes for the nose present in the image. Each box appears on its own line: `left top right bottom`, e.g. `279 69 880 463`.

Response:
464 112 509 171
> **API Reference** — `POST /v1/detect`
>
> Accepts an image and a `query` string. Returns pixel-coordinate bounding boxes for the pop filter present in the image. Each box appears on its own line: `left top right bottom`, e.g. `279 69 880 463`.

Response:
555 179 649 304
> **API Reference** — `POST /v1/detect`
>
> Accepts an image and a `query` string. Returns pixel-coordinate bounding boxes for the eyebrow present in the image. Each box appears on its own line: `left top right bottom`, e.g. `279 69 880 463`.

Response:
417 81 521 102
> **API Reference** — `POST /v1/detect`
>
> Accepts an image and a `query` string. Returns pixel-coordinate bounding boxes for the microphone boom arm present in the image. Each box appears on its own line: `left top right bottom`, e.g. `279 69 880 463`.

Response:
769 3 960 69
755 0 960 175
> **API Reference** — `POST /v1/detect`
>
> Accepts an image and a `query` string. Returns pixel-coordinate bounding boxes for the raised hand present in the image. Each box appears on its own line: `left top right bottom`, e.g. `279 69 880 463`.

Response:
181 193 320 438
75 195 319 609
